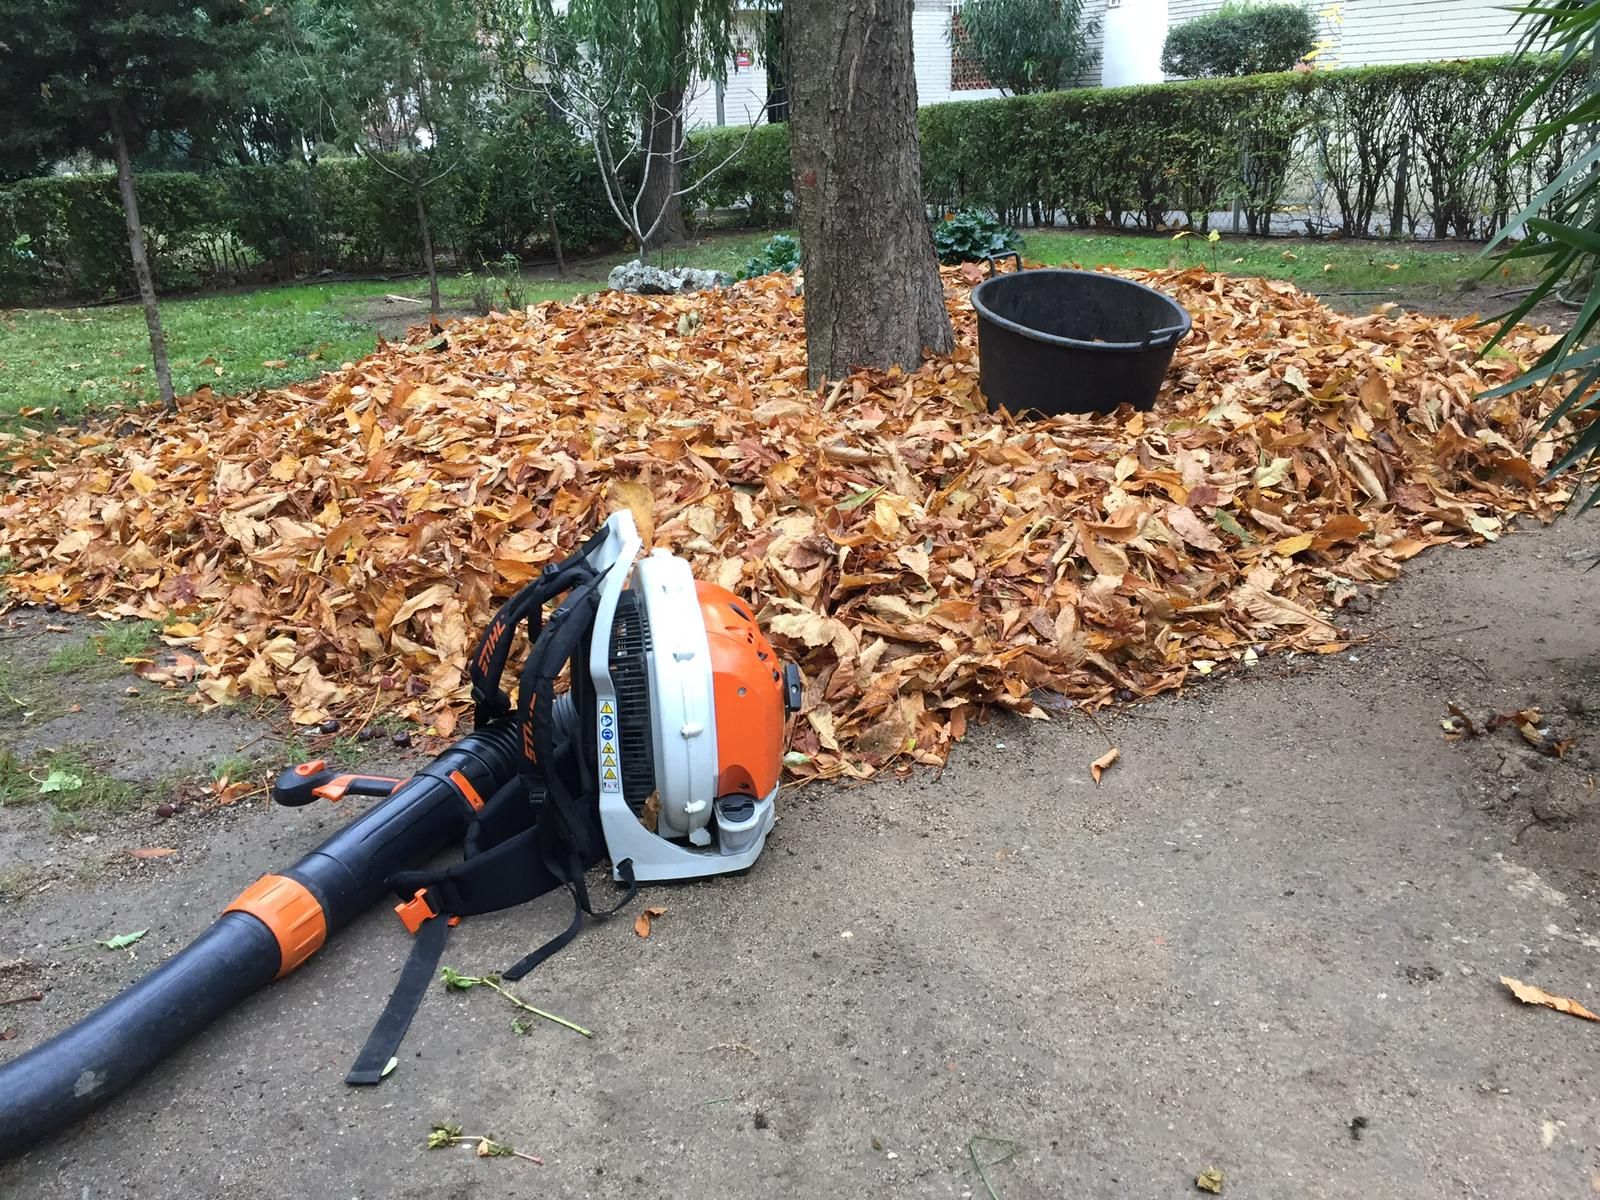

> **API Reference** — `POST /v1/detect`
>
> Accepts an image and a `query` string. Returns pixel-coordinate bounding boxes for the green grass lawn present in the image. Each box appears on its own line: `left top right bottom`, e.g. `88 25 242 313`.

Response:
1020 229 1534 295
0 227 1527 427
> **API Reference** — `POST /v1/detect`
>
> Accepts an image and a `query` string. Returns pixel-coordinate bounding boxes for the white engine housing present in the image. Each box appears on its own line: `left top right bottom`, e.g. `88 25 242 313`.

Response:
588 513 775 882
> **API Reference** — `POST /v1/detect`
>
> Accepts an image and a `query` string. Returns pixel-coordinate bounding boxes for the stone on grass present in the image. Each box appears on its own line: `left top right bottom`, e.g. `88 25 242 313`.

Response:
607 260 733 295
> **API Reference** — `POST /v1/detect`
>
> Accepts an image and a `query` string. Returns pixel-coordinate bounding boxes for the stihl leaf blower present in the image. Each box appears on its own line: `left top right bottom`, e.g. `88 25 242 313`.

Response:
0 512 800 1159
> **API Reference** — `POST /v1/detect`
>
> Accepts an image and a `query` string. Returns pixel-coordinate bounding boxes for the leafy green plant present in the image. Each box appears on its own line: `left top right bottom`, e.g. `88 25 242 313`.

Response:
736 233 800 280
949 0 1099 94
440 966 593 1037
1483 0 1600 509
1172 227 1223 271
468 252 528 314
425 1122 541 1164
931 209 1022 265
1161 1 1316 79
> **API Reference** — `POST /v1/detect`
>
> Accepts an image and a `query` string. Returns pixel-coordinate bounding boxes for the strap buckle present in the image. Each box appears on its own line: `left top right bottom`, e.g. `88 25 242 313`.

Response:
394 888 439 935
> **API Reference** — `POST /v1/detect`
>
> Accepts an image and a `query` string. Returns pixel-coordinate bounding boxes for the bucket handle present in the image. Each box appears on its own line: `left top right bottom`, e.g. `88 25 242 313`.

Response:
984 251 1023 277
1142 322 1189 349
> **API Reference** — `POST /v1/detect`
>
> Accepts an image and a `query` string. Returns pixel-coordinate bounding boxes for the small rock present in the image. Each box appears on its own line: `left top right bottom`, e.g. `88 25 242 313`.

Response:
607 259 732 295
1498 755 1523 779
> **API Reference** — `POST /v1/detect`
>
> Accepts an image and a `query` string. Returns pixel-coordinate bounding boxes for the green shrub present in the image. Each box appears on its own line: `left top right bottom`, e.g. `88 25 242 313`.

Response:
931 209 1022 264
916 55 1576 239
951 0 1099 95
0 123 621 304
1161 2 1317 79
737 233 801 280
685 123 791 227
2 55 1583 304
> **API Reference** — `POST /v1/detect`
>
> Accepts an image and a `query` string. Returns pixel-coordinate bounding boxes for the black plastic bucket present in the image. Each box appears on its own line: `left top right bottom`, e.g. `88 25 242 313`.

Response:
970 253 1192 417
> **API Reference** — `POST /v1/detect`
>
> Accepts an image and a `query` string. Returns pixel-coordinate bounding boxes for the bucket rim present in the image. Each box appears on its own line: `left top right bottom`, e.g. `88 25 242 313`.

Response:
970 267 1193 354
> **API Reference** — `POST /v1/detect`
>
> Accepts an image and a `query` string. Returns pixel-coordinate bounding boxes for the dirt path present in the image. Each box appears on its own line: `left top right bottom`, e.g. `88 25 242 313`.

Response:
0 512 1597 1198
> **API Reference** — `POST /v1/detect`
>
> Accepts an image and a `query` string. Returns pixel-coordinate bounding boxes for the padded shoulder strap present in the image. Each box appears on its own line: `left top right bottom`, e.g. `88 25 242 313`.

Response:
468 522 616 728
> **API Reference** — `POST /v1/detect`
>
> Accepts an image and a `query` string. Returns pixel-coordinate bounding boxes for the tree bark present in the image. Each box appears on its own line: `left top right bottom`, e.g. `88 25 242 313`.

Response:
414 183 441 317
786 0 953 388
108 105 175 411
546 210 565 277
639 86 689 257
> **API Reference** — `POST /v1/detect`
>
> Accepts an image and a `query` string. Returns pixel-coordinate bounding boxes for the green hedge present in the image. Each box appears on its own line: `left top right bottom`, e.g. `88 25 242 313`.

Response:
686 122 792 227
0 131 620 304
4 56 1580 304
691 54 1582 240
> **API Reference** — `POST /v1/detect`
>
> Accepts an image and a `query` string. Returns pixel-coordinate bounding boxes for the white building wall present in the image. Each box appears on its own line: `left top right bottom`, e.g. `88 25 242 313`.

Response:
684 12 769 128
1332 0 1521 66
1101 0 1169 87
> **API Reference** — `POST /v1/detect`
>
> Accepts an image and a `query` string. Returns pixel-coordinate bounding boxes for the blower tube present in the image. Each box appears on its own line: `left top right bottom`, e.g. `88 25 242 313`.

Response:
0 721 523 1161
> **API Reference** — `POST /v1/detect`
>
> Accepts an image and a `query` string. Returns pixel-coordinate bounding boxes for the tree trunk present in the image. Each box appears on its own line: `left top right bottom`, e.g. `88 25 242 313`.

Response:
639 86 688 256
108 105 175 411
786 0 953 388
414 184 440 318
546 210 565 278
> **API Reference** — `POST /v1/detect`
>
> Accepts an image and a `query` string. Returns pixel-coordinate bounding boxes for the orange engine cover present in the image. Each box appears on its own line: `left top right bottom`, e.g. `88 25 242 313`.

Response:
695 581 785 800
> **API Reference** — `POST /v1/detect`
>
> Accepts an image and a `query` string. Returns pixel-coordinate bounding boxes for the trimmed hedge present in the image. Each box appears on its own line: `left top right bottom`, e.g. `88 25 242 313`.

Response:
4 55 1581 304
0 133 620 304
691 54 1583 240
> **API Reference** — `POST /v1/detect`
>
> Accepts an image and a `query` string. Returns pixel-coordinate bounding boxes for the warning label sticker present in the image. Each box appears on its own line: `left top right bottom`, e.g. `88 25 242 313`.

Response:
599 700 621 792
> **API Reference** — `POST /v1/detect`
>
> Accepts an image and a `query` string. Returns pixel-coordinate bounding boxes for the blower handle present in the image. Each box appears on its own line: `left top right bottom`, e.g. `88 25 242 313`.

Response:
0 722 521 1161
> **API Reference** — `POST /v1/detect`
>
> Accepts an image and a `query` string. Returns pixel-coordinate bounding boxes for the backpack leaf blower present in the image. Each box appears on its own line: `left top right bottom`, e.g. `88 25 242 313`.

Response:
0 512 800 1159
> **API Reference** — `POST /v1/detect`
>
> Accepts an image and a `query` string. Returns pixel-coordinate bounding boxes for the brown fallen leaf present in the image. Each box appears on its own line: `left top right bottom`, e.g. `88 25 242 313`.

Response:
1500 975 1600 1023
633 905 668 939
1090 746 1120 785
1444 703 1480 739
125 847 177 859
0 267 1571 783
608 479 656 549
0 1028 15 1041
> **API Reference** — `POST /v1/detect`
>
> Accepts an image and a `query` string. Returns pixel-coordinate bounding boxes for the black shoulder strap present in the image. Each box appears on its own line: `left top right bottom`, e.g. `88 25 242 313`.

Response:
467 524 620 729
350 524 641 1085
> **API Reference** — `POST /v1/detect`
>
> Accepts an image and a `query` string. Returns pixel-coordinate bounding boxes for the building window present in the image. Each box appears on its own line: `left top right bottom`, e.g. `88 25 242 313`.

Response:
950 7 993 91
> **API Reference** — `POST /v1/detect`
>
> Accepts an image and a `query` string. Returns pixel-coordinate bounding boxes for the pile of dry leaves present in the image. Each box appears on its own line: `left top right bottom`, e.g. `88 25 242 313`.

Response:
0 266 1570 779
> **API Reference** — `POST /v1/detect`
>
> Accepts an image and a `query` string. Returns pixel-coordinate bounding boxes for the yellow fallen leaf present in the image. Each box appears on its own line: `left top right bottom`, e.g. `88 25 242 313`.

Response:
1273 533 1314 557
608 479 656 548
1500 976 1600 1022
634 905 668 938
1090 746 1120 785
